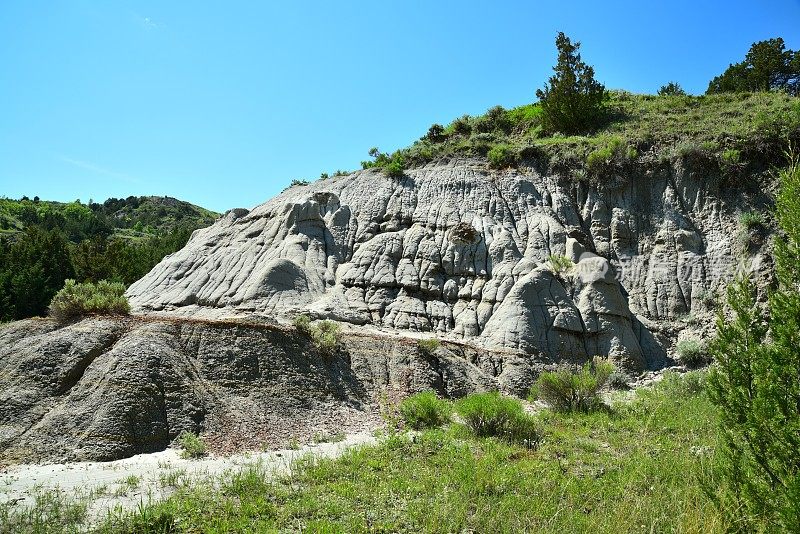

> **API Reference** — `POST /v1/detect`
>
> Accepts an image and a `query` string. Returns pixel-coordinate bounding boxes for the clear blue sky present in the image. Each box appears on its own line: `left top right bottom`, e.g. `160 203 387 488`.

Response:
1 1 798 212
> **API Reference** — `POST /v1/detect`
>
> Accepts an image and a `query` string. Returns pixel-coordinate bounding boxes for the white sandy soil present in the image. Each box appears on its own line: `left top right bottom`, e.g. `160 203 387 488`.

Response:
0 431 376 520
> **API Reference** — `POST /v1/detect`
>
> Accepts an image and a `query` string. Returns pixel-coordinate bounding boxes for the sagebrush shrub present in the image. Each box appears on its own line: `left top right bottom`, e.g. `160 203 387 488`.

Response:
676 339 709 367
177 430 207 459
535 358 614 412
455 392 540 449
417 338 440 354
48 279 130 322
399 391 452 430
293 315 341 354
312 320 341 353
293 314 312 335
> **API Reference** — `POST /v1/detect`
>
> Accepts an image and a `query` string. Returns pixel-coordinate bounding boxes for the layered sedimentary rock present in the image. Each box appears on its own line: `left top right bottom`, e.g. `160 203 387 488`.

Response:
1 158 772 463
128 159 767 371
0 316 521 463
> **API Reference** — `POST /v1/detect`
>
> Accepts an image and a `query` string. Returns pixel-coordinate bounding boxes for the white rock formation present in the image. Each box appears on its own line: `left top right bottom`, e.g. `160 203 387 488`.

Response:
127 159 752 371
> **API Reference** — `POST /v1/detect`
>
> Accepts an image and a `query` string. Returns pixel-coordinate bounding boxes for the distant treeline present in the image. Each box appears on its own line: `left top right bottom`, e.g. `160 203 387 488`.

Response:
0 196 217 321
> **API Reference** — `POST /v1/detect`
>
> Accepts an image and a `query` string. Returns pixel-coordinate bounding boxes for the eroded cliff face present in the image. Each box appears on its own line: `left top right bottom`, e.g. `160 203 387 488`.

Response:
0 316 523 463
127 159 770 372
1 158 773 463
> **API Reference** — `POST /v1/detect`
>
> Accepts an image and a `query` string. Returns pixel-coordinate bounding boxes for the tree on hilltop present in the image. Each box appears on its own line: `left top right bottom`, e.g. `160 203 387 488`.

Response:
536 32 605 134
707 37 800 95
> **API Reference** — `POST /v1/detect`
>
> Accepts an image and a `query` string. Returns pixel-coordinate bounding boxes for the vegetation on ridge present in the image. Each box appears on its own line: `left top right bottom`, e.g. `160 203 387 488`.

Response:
348 34 800 182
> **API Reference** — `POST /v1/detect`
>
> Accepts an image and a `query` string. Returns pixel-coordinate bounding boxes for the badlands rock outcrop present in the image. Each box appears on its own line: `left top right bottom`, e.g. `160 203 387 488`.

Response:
129 158 764 370
0 157 771 462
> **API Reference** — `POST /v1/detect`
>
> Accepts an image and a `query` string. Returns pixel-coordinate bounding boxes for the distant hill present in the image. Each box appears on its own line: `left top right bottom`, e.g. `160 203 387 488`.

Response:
0 195 220 321
0 195 219 241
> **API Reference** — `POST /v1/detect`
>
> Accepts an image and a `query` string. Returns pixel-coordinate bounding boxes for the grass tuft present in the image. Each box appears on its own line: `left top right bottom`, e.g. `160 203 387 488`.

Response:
399 391 452 430
177 430 207 459
534 358 614 412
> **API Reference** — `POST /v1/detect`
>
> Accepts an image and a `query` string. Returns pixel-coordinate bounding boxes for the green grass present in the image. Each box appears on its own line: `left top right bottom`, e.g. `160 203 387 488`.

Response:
0 373 728 533
26 371 719 533
397 91 800 177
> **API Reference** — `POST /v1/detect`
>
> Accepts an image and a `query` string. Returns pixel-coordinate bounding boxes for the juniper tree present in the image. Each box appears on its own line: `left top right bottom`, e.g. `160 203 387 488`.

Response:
536 32 605 134
708 152 800 530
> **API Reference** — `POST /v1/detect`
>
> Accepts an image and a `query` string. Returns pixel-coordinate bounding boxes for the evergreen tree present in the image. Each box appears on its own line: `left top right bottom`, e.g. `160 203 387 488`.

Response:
707 37 800 95
708 153 800 529
536 32 605 134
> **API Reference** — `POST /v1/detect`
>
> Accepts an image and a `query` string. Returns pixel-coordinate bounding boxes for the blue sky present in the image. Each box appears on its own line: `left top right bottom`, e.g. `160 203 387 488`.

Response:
1 1 798 212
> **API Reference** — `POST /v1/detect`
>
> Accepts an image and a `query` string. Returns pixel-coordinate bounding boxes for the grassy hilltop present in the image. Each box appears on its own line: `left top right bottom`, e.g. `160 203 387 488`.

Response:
358 91 800 180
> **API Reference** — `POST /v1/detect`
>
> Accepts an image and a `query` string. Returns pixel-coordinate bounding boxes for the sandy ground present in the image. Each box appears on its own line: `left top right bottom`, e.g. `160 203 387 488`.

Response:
0 431 376 520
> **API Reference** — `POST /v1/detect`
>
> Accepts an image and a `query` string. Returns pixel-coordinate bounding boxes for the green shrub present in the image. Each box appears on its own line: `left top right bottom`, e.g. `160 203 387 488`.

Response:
739 210 765 230
293 313 312 335
547 254 573 277
425 124 446 142
293 315 341 354
312 320 341 353
399 391 452 430
177 431 207 459
48 279 130 322
659 370 706 397
474 105 512 134
657 82 687 96
289 179 309 187
361 148 406 177
585 136 637 173
455 392 540 449
535 358 614 412
506 103 543 131
676 339 709 367
720 148 741 166
417 338 440 354
487 143 517 169
449 115 472 136
385 156 405 178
